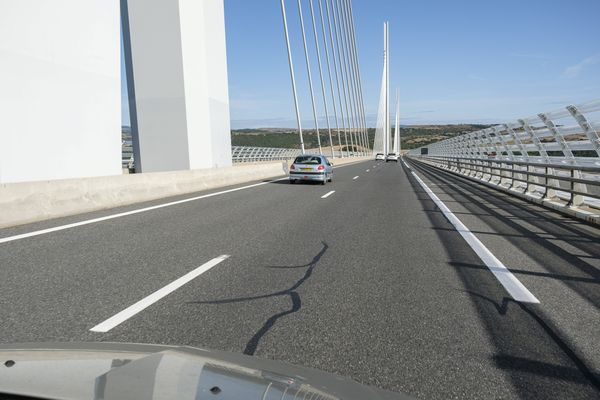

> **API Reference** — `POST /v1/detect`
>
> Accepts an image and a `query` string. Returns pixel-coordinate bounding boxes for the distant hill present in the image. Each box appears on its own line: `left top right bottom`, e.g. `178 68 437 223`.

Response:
231 124 492 150
122 125 492 150
232 128 330 149
400 124 491 149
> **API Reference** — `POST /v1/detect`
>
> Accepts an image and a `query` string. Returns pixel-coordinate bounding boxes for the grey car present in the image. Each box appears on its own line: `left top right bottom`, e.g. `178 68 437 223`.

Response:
289 154 333 185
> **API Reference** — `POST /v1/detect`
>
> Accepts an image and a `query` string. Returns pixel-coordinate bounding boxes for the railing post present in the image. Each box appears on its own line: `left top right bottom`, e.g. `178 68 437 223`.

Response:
545 165 557 196
525 165 531 194
508 163 515 189
566 169 578 206
568 168 585 207
566 168 574 206
486 161 493 182
520 119 547 193
505 123 528 188
545 166 557 200
538 113 579 199
491 161 498 183
500 162 508 186
541 166 548 199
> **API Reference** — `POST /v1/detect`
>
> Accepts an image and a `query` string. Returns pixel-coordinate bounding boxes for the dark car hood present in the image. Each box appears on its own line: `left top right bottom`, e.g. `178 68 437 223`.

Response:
0 342 412 400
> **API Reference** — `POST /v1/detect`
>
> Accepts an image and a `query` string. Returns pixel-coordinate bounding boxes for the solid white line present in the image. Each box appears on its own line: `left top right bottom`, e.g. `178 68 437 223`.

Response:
0 159 370 245
411 170 539 304
90 255 230 332
321 190 335 198
353 176 359 180
0 179 287 244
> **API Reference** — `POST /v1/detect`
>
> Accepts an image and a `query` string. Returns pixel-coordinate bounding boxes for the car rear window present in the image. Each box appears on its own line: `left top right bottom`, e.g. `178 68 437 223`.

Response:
294 156 322 164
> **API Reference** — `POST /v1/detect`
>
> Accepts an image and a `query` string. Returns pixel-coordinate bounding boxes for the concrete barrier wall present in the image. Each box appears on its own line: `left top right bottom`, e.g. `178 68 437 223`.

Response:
0 156 369 228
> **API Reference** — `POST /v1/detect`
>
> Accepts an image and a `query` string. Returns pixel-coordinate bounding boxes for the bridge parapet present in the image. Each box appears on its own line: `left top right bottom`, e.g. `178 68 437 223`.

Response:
408 100 600 224
409 100 600 167
231 146 354 163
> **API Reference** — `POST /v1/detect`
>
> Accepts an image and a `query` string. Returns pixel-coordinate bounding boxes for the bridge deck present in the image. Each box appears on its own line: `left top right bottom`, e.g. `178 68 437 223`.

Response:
1 159 598 399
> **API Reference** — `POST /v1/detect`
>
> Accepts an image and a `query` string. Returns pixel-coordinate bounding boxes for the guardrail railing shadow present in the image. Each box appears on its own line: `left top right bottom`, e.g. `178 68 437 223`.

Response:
409 155 600 225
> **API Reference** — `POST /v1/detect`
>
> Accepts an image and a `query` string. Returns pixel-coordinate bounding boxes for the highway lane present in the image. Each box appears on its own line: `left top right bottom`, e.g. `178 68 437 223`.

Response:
0 160 370 341
405 158 600 396
0 158 599 399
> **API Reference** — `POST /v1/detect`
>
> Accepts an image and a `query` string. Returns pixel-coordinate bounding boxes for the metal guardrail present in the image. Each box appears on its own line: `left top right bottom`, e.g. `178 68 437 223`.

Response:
231 146 355 163
408 100 600 168
121 145 356 169
122 140 134 170
231 146 303 163
413 155 600 210
406 100 600 214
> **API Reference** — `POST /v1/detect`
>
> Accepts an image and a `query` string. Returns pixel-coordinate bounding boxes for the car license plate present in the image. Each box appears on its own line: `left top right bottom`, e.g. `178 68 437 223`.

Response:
301 168 312 171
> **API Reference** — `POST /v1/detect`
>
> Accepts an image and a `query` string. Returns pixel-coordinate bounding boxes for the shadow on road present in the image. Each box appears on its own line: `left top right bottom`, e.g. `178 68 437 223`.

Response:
413 161 600 307
460 289 600 389
402 159 600 398
263 179 325 185
190 242 329 355
449 261 598 284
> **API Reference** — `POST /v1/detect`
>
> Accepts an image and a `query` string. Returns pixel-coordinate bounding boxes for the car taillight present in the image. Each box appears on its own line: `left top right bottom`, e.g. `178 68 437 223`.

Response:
317 165 325 171
290 164 295 170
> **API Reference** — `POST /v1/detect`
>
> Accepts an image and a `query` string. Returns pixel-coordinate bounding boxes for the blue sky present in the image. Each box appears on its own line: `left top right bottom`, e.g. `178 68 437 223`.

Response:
122 0 600 128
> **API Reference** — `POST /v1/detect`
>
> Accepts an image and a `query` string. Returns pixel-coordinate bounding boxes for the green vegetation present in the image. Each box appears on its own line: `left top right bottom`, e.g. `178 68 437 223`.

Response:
232 131 322 148
231 124 492 150
232 129 360 150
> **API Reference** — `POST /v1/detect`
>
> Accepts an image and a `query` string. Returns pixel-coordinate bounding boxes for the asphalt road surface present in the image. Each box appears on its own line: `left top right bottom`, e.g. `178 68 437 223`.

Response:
1 158 599 399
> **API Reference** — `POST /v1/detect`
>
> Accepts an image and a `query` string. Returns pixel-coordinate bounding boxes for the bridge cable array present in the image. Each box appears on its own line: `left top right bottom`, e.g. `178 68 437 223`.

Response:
279 0 369 157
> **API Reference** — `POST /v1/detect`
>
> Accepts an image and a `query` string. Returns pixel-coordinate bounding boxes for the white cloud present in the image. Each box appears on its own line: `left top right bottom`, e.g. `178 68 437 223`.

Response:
564 54 600 78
